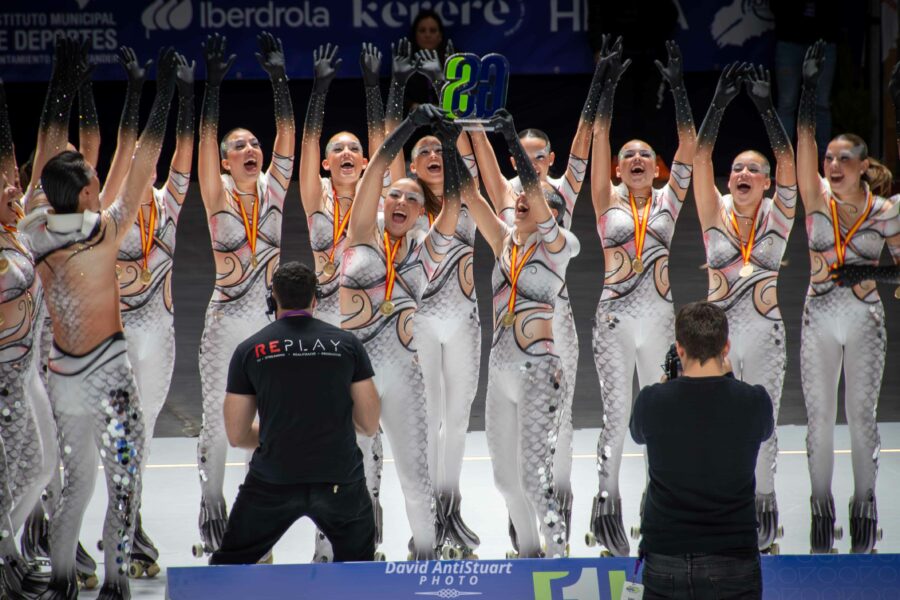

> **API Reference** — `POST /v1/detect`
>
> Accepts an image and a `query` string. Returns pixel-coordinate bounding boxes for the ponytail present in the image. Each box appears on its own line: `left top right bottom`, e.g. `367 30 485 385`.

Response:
421 184 443 220
863 157 893 197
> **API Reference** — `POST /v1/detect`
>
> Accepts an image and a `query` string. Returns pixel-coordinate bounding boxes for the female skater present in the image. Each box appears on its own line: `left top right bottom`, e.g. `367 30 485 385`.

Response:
196 32 294 555
21 46 154 587
469 39 617 551
110 53 194 576
799 42 899 554
461 109 578 558
341 104 458 560
694 62 797 553
585 39 696 556
298 42 387 562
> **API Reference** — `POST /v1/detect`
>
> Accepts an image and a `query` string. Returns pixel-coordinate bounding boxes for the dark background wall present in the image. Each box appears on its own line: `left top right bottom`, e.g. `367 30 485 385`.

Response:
3 68 898 436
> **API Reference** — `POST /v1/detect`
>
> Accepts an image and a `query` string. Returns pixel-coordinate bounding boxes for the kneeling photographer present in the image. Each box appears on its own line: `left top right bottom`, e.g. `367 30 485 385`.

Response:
630 301 773 600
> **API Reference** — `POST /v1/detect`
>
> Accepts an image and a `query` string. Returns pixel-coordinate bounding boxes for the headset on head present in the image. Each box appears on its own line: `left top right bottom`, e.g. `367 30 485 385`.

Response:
265 285 322 316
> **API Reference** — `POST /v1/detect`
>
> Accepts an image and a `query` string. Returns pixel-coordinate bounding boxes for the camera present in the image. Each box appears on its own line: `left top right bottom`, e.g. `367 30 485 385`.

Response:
663 343 682 380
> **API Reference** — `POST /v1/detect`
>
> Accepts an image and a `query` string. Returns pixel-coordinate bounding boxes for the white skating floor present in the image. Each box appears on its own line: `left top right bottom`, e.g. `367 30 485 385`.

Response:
65 423 900 599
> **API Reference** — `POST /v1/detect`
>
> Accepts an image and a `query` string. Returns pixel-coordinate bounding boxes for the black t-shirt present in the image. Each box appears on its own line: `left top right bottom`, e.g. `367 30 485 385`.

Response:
226 315 375 485
629 375 774 555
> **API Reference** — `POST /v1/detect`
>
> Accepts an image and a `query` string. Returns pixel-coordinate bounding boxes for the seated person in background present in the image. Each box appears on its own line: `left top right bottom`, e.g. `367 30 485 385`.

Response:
630 301 773 600
212 261 380 564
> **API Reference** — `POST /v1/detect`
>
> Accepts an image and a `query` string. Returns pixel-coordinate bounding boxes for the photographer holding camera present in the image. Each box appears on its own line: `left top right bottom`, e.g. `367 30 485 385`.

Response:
630 301 773 599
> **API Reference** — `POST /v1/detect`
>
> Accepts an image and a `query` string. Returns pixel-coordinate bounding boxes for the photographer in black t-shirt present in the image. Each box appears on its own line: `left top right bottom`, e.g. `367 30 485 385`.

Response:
211 262 380 564
630 301 773 600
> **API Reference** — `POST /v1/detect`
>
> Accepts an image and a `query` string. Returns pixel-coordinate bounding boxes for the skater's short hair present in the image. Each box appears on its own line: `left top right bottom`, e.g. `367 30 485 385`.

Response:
41 151 93 214
272 262 318 309
675 301 729 365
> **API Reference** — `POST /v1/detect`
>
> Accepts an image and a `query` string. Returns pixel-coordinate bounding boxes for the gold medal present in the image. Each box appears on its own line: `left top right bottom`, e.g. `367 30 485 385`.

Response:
115 264 122 279
140 268 152 284
0 257 8 274
501 311 516 327
380 300 395 316
894 286 900 300
631 257 644 274
323 261 336 277
251 255 259 268
739 264 754 278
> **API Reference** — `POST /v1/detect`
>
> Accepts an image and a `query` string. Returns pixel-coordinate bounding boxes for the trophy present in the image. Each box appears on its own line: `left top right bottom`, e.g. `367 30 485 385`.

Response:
440 53 510 130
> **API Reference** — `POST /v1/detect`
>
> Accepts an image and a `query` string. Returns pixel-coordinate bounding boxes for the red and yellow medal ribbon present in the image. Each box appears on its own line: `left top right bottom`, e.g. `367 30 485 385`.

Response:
427 212 435 228
2 224 27 255
628 193 652 262
328 198 353 264
727 203 762 269
382 231 403 303
506 242 537 316
829 191 873 267
137 198 157 275
232 190 260 261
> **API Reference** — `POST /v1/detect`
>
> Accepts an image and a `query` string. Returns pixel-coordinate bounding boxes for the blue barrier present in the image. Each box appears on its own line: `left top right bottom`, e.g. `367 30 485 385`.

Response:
0 0 775 82
167 554 900 600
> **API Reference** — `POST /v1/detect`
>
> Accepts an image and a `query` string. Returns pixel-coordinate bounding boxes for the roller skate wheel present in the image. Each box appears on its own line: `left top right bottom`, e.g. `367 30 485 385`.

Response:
876 528 883 541
829 548 838 554
776 526 784 539
600 550 612 557
565 543 570 558
768 543 780 555
505 551 518 559
374 551 386 561
257 552 273 564
630 526 641 540
871 549 879 554
466 554 479 560
146 563 161 577
81 574 99 589
407 552 414 561
96 540 104 552
128 563 144 578
834 526 843 540
442 546 462 560
584 532 597 547
192 543 205 558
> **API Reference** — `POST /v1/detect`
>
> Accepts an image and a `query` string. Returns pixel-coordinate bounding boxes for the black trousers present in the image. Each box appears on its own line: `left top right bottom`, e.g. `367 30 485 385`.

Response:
642 551 762 600
210 473 375 564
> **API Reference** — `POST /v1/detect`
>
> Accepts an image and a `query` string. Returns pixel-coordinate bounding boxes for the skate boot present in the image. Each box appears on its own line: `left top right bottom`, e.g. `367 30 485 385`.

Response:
372 497 385 561
75 542 99 589
193 497 228 557
127 514 160 579
96 578 130 600
585 494 629 557
0 551 29 599
439 493 479 559
505 518 519 559
810 495 842 554
21 508 50 567
849 497 881 554
756 492 783 554
556 490 573 556
33 573 79 600
311 530 333 563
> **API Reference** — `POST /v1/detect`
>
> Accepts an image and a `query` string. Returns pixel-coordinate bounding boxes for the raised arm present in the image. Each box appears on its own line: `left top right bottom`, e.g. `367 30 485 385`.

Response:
110 48 176 240
414 45 450 101
430 120 462 237
745 65 796 214
590 38 629 218
385 39 416 185
100 47 150 208
165 53 195 205
833 263 900 287
454 132 506 255
468 126 512 214
655 40 696 199
256 32 294 189
197 34 236 215
77 75 100 169
28 36 93 211
493 109 567 253
0 80 17 190
360 43 386 157
694 63 744 230
347 104 437 244
299 43 341 216
797 41 826 213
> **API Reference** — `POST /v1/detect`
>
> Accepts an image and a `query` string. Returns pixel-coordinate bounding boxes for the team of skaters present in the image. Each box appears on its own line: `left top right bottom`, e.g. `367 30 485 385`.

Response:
0 27 898 599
